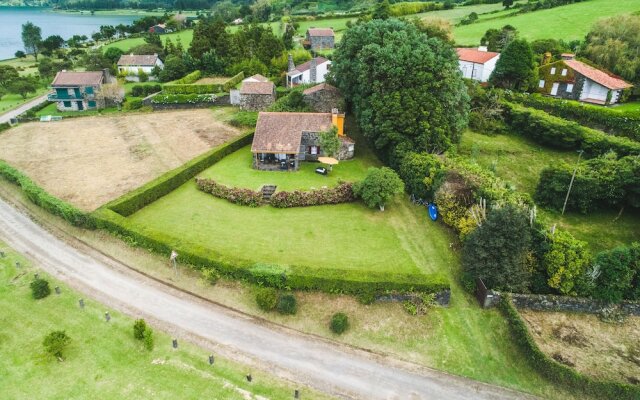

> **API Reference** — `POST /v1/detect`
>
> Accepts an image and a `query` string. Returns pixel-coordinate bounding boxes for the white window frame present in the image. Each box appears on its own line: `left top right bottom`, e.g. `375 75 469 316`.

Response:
566 83 574 93
550 67 556 75
539 80 545 88
561 69 568 76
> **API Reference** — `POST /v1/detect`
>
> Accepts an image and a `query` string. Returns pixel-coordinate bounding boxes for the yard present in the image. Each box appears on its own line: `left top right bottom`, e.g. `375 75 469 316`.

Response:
520 309 640 385
0 108 242 211
457 130 640 251
0 242 325 400
103 29 194 53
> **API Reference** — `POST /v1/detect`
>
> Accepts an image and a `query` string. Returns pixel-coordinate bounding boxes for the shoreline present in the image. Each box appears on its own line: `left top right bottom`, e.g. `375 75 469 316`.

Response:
0 6 200 17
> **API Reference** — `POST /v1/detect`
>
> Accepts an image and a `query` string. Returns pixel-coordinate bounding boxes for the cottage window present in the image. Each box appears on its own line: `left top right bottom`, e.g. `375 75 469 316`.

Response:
538 80 545 88
63 101 71 108
561 69 568 76
550 67 556 75
566 84 574 93
310 146 318 155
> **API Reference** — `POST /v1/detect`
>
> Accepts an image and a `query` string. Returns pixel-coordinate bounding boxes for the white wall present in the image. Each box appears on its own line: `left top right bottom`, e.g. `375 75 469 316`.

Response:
118 59 164 76
481 56 499 82
580 79 609 103
457 56 498 83
300 61 331 84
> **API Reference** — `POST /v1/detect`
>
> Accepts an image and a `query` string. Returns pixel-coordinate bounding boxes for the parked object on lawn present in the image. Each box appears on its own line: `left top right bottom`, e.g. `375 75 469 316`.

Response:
315 167 328 175
428 203 438 221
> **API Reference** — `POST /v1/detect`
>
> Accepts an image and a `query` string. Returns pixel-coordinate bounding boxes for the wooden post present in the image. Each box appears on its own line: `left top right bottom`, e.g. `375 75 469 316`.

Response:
561 150 583 215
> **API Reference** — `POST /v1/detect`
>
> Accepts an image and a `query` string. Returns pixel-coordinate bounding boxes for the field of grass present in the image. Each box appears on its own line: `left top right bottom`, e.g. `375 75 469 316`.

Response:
611 101 640 113
35 102 121 118
0 88 49 114
0 241 327 400
103 29 194 53
453 0 640 45
457 130 640 251
0 55 40 76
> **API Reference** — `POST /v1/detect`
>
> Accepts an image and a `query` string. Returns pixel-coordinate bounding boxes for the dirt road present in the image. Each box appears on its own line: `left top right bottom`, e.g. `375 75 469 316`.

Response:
0 198 536 400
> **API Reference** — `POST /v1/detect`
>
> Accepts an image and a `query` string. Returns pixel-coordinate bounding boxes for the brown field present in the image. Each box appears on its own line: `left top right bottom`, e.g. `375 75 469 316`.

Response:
520 309 640 385
0 109 241 211
195 77 229 84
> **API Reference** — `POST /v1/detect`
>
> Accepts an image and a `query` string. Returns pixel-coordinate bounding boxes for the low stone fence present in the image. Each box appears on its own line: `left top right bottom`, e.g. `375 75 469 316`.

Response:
375 289 451 306
510 293 640 316
142 93 230 110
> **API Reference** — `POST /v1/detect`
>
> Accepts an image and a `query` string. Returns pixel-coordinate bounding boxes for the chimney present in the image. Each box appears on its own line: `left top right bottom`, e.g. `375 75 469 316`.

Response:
478 46 488 52
542 52 552 65
310 58 317 83
561 53 575 60
287 54 295 72
331 108 345 136
102 68 112 84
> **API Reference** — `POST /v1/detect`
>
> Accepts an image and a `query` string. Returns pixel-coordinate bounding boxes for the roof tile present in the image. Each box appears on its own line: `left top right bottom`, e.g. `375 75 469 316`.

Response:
456 48 500 64
251 112 333 153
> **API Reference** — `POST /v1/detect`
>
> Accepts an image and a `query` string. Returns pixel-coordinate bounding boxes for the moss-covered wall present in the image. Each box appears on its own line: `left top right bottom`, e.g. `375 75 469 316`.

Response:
537 60 576 96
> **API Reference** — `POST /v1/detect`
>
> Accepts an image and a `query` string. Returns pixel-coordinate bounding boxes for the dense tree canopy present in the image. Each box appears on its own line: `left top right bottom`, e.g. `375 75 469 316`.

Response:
331 19 469 165
481 25 517 52
489 38 537 91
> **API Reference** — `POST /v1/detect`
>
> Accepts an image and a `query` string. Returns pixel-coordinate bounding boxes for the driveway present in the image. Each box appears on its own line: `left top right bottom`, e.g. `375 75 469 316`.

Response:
0 198 536 400
0 94 49 124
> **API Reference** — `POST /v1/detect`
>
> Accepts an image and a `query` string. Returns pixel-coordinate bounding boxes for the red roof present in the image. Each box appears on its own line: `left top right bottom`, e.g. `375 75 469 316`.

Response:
240 81 275 95
564 59 632 90
307 28 334 37
289 57 330 75
302 82 338 95
51 71 104 87
456 48 500 64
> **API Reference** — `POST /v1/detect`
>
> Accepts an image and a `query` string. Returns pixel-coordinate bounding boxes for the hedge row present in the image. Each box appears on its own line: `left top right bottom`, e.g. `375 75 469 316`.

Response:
506 93 640 141
171 70 202 85
162 72 244 95
196 178 263 207
499 296 640 400
105 132 254 217
93 207 449 298
151 93 216 104
0 122 10 133
130 84 162 98
0 160 95 228
222 72 244 91
502 102 640 157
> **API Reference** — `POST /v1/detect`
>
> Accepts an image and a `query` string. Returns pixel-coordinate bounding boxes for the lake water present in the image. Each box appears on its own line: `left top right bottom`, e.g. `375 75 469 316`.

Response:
0 7 144 60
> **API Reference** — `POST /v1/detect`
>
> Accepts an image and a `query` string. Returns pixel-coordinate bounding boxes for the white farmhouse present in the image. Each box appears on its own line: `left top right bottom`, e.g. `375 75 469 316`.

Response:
117 54 164 82
286 55 331 87
456 47 500 83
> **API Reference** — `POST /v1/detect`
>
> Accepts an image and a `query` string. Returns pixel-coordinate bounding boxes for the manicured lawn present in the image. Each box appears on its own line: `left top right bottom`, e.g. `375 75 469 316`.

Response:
201 145 376 191
457 130 640 251
0 89 48 114
453 0 640 45
103 29 194 53
611 101 640 113
0 242 327 400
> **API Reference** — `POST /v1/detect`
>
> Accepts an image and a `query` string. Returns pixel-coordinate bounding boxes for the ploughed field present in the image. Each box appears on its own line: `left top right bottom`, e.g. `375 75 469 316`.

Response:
127 146 455 275
0 109 241 211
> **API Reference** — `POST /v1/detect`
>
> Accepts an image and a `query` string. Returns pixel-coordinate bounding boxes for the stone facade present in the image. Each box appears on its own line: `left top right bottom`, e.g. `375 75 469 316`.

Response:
510 293 640 316
307 32 334 50
239 92 276 111
303 84 344 113
338 137 355 160
298 131 355 161
375 289 451 307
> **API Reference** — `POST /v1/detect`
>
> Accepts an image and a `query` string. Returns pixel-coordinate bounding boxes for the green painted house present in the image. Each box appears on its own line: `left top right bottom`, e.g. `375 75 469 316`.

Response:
48 70 106 111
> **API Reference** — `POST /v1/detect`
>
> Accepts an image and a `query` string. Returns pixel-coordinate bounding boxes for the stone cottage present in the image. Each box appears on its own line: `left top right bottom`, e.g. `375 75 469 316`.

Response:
251 109 355 171
239 81 276 111
303 83 343 113
305 28 335 50
48 70 108 112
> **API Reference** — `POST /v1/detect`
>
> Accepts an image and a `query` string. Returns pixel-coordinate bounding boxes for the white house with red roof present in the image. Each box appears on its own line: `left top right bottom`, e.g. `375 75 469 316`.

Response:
286 55 331 87
456 47 500 83
537 54 632 105
117 54 164 81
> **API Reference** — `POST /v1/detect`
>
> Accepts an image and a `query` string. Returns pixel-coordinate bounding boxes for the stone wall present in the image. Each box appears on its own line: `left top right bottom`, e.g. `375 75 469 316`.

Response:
309 35 334 50
510 293 640 316
303 87 344 113
375 289 451 306
337 137 355 160
239 93 275 111
144 94 230 110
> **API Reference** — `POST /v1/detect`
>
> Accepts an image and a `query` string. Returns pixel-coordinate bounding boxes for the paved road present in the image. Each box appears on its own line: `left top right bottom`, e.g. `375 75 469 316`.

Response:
0 94 49 124
0 198 536 400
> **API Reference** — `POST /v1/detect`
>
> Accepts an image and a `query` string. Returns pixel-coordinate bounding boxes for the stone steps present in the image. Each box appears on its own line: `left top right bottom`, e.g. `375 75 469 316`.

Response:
261 185 277 201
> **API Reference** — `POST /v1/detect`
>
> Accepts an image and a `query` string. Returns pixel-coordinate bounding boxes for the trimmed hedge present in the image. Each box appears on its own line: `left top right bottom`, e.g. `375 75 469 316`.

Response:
92 207 450 297
151 93 216 104
172 70 202 85
0 160 95 228
105 132 254 217
162 72 244 95
130 84 162 98
222 72 244 91
0 122 10 133
500 296 640 400
507 93 640 141
196 178 262 207
502 102 640 157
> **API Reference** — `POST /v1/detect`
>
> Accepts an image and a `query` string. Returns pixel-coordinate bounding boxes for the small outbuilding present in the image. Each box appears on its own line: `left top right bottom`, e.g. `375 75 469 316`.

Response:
117 54 164 81
456 46 500 83
303 83 344 113
239 81 276 111
304 28 335 50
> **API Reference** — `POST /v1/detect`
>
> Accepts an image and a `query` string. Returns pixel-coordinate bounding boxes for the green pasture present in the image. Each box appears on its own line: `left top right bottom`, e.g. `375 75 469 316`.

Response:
103 29 194 53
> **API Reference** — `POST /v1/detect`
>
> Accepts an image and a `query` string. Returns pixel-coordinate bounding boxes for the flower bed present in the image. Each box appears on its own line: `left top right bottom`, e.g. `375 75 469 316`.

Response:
195 178 262 207
151 93 216 104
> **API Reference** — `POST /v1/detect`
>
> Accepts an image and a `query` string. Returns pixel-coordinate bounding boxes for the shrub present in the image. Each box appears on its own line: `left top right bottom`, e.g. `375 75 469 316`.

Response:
138 69 149 82
124 98 143 110
229 111 258 128
130 84 162 97
502 102 640 157
398 152 443 199
172 70 202 84
255 287 278 311
43 330 71 358
151 93 216 104
30 277 51 299
222 72 244 91
143 328 154 351
353 167 404 211
133 319 147 340
162 84 221 95
0 122 11 133
544 231 591 296
269 183 356 208
202 268 220 285
195 178 263 207
593 246 638 303
276 293 297 315
330 312 349 334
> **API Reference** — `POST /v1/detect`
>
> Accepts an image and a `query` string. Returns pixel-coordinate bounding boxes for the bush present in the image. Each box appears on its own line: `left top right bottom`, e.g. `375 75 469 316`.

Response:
30 277 51 299
593 246 639 303
202 268 220 285
124 98 143 110
276 293 297 315
143 328 154 351
255 287 278 311
222 72 244 91
544 230 591 296
0 160 95 228
353 167 404 211
398 152 443 200
269 183 356 208
151 93 216 104
330 312 349 334
172 70 202 84
196 178 263 207
229 111 258 128
0 122 11 133
43 330 71 358
502 102 640 157
506 92 640 141
138 69 149 82
162 84 221 95
133 319 147 340
130 84 161 97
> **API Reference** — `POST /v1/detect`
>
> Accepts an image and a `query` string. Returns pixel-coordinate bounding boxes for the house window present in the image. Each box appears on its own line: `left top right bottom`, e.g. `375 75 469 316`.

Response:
88 100 97 108
550 67 556 75
63 101 71 108
561 69 568 76
85 86 94 95
539 80 545 88
566 84 574 93
309 146 319 155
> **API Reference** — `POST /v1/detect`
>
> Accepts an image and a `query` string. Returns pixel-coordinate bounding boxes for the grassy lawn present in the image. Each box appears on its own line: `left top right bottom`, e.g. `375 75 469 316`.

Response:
35 102 121 118
453 0 640 45
0 242 329 400
123 80 161 95
103 29 194 53
0 55 40 76
0 88 49 114
457 130 640 251
611 101 640 113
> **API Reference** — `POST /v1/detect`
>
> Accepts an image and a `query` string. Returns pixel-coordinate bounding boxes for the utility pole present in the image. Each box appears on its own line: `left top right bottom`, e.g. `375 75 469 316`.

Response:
561 150 584 216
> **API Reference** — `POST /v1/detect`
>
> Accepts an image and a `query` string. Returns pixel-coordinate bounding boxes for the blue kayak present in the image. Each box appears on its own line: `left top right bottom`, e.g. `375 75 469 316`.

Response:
428 203 438 221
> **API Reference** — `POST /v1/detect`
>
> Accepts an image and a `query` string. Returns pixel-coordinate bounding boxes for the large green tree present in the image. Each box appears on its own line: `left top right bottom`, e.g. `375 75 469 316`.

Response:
0 65 19 94
489 38 537 91
462 205 533 291
480 25 517 52
189 18 232 60
354 167 404 211
332 19 469 165
21 21 42 61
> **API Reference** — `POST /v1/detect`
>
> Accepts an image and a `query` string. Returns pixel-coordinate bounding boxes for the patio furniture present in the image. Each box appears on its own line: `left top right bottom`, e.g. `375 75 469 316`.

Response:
315 167 328 175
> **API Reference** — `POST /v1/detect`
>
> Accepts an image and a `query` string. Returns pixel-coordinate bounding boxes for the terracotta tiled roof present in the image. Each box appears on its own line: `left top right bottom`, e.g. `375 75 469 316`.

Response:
308 28 334 37
243 74 269 82
456 48 500 64
240 81 275 95
117 54 159 66
303 82 338 95
564 59 632 90
51 71 103 87
288 57 330 76
252 112 333 153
